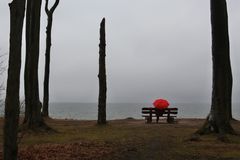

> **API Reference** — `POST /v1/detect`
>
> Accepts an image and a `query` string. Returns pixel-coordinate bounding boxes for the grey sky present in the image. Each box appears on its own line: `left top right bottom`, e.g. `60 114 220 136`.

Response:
0 0 240 103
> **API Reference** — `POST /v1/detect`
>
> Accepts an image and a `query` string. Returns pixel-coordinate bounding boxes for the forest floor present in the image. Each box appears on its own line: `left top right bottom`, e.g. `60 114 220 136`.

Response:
0 118 240 160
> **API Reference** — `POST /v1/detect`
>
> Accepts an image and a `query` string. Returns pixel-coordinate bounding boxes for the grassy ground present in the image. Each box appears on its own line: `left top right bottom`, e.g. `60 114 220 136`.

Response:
0 118 240 160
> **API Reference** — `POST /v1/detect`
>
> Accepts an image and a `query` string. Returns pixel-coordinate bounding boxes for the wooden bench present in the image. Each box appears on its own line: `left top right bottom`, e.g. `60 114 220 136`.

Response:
142 107 178 123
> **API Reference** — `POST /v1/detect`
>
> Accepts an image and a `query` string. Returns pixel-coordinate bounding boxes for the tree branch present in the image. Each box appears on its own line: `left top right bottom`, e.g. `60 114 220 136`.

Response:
50 0 59 13
45 0 50 14
45 0 59 15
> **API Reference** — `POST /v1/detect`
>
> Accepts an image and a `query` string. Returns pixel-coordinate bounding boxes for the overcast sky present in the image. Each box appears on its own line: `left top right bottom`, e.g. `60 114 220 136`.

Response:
0 0 240 103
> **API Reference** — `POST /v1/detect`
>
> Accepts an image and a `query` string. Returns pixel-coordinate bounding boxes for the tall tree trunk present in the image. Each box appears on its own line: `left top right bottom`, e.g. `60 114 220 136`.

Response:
98 18 107 125
228 83 233 120
42 0 59 117
24 0 46 129
197 0 234 136
4 0 25 159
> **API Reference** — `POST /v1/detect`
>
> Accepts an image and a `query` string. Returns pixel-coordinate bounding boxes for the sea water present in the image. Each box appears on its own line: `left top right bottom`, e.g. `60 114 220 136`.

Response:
1 102 239 120
48 102 240 120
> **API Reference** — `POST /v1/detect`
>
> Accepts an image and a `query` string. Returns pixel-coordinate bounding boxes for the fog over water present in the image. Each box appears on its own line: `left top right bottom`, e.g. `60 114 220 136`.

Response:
0 1 240 104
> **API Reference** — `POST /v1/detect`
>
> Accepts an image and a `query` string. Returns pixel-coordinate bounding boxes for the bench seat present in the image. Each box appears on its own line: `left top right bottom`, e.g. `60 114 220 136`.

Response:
142 107 178 123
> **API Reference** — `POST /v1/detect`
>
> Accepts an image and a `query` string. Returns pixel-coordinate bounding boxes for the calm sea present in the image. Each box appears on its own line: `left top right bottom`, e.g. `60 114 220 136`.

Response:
46 102 240 120
1 102 239 120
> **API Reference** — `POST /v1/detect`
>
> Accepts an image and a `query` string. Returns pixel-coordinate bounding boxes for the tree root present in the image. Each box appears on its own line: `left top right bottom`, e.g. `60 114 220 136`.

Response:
193 117 238 142
230 118 239 122
19 121 57 133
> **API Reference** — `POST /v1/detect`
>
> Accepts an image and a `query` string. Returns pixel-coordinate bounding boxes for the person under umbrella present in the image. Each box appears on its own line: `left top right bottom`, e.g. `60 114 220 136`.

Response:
153 99 170 123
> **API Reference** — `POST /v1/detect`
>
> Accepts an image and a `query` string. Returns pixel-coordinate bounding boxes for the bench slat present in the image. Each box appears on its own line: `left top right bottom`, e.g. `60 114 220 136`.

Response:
142 112 177 114
142 107 178 123
142 110 178 113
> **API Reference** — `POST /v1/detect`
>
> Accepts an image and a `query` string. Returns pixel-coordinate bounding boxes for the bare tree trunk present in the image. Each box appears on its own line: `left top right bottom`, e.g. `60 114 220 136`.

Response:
98 18 107 125
197 0 234 137
228 84 233 120
4 0 25 159
42 0 59 117
24 0 46 129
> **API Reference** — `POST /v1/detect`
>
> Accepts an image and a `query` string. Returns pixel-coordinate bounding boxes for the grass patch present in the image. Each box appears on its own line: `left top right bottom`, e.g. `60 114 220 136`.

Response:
0 118 240 159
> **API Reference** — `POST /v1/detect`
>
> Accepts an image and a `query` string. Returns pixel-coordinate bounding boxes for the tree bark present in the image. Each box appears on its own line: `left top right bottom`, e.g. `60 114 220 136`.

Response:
197 0 234 136
24 0 46 129
98 18 107 125
42 0 59 117
4 0 25 159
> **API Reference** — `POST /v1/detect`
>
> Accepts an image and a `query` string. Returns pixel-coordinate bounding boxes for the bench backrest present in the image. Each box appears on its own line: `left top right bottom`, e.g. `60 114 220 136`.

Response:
142 107 178 115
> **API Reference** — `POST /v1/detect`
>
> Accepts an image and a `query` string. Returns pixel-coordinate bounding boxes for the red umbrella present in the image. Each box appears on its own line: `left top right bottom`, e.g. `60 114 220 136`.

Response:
153 99 169 109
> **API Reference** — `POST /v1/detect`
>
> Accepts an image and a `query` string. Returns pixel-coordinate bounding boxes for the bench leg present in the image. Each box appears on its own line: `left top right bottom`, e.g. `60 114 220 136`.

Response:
146 117 153 123
167 117 174 123
156 116 159 123
145 117 150 123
